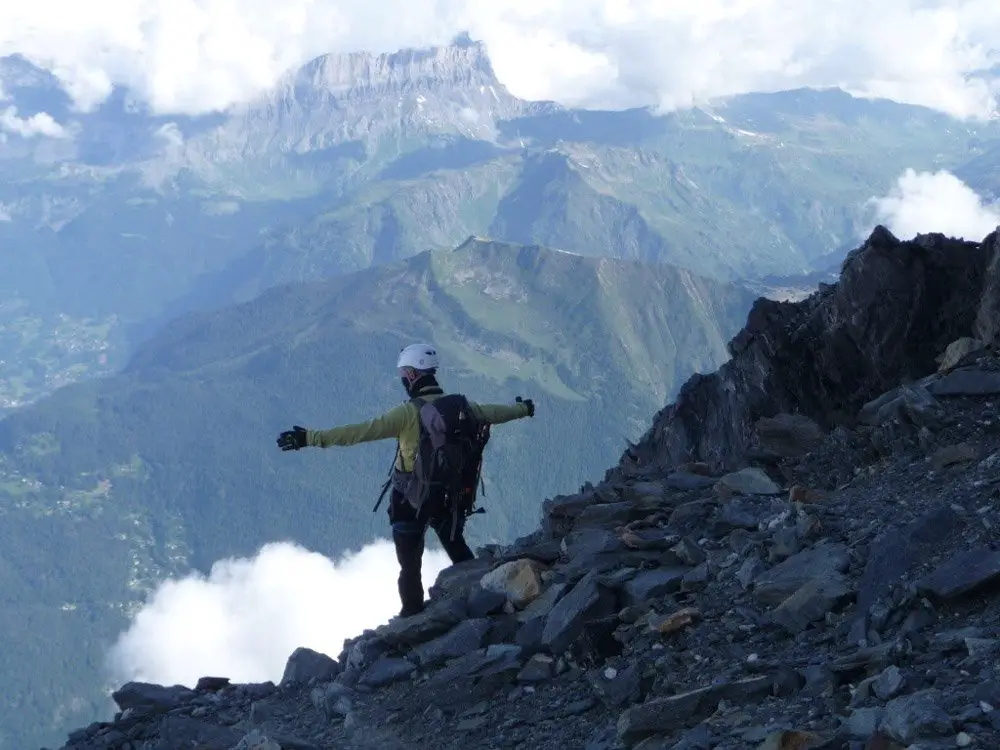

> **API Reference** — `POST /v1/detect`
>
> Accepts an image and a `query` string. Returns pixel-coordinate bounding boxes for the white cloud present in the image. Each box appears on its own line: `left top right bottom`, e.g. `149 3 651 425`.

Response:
869 168 1000 241
105 539 451 687
0 1 998 118
0 105 70 138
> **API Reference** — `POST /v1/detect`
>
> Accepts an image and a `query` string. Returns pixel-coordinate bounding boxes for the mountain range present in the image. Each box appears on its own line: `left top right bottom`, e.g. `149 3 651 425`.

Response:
3 40 1000 412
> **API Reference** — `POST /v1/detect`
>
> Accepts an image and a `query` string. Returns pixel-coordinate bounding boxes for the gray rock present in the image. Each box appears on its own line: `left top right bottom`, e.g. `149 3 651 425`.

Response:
467 586 508 617
516 582 567 622
929 368 1000 396
517 653 555 682
249 699 275 725
310 682 353 720
622 568 688 606
715 497 786 532
844 707 884 738
280 647 339 685
859 383 942 427
155 715 243 749
622 481 669 503
561 528 625 560
975 232 1000 344
358 657 416 688
542 570 616 653
111 682 195 714
880 689 953 744
429 557 495 601
872 665 906 701
575 501 643 528
770 573 853 633
671 537 707 566
850 503 964 640
588 663 644 708
915 547 1000 600
755 413 825 457
617 677 772 747
716 467 781 496
235 729 282 750
374 597 465 647
668 500 718 536
663 472 717 491
432 644 524 683
515 616 547 652
195 676 230 692
411 618 491 667
938 337 984 372
735 556 766 589
752 542 850 606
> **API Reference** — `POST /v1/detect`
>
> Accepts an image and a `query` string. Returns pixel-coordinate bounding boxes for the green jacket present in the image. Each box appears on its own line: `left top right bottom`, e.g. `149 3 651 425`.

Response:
306 386 531 472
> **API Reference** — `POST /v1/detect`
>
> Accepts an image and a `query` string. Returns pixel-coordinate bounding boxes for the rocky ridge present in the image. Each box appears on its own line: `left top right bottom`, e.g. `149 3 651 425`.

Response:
53 226 1000 750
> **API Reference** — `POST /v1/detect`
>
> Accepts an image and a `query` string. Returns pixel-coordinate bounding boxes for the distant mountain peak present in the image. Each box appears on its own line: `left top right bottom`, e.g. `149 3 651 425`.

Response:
291 39 499 98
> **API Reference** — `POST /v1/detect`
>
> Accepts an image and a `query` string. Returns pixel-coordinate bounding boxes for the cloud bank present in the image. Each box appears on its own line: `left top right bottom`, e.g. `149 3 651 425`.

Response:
106 540 450 687
0 0 998 119
870 168 1000 241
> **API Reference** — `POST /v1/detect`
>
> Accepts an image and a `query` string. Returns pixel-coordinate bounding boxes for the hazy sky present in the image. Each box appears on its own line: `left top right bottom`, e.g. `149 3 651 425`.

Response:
0 0 998 119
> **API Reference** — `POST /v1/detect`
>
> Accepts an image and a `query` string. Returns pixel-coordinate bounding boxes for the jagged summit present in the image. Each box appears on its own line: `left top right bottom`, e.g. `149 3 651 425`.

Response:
617 224 1000 475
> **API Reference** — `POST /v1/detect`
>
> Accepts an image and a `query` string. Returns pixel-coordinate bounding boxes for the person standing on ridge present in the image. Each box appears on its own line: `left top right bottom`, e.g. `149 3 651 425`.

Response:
275 343 535 618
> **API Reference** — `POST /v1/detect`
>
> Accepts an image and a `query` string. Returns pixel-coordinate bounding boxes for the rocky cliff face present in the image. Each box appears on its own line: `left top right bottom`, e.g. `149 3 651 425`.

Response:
50 225 1000 750
619 225 1000 475
202 39 533 158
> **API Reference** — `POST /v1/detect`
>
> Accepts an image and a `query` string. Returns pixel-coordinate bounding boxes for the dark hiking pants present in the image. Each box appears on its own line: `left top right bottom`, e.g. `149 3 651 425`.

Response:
388 489 475 616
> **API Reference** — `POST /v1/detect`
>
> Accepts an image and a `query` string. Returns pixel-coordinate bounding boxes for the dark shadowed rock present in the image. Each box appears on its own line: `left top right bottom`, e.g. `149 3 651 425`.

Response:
358 657 416 688
542 570 616 654
756 413 825 457
664 472 717 491
753 543 850 606
281 647 340 685
621 568 687 606
617 677 772 746
410 618 491 667
915 547 1000 600
974 230 1000 344
668 500 718 535
850 503 964 640
111 682 195 714
156 715 243 749
771 574 854 633
880 689 953 744
375 597 466 647
196 676 231 692
929 368 1000 396
617 226 990 473
575 501 643 528
428 558 495 601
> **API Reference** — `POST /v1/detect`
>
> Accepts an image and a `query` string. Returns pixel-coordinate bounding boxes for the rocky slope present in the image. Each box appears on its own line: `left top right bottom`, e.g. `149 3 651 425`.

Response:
51 226 1000 750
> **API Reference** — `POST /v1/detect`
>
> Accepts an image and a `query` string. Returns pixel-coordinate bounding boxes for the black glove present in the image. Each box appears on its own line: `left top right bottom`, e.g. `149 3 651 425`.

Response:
516 396 535 417
277 425 308 451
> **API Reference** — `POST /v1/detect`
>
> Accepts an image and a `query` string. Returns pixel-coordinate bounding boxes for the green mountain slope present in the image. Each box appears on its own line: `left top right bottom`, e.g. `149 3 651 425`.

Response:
0 238 757 749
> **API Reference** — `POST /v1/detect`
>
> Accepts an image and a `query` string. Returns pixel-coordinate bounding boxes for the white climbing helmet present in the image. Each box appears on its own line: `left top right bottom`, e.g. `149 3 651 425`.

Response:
397 343 440 371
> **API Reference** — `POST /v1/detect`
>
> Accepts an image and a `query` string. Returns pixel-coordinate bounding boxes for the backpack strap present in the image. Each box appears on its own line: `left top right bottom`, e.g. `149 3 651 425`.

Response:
372 441 401 513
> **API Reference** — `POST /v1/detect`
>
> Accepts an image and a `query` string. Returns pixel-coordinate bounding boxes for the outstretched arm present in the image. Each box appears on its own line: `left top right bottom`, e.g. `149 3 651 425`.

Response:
470 398 533 425
306 403 410 448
